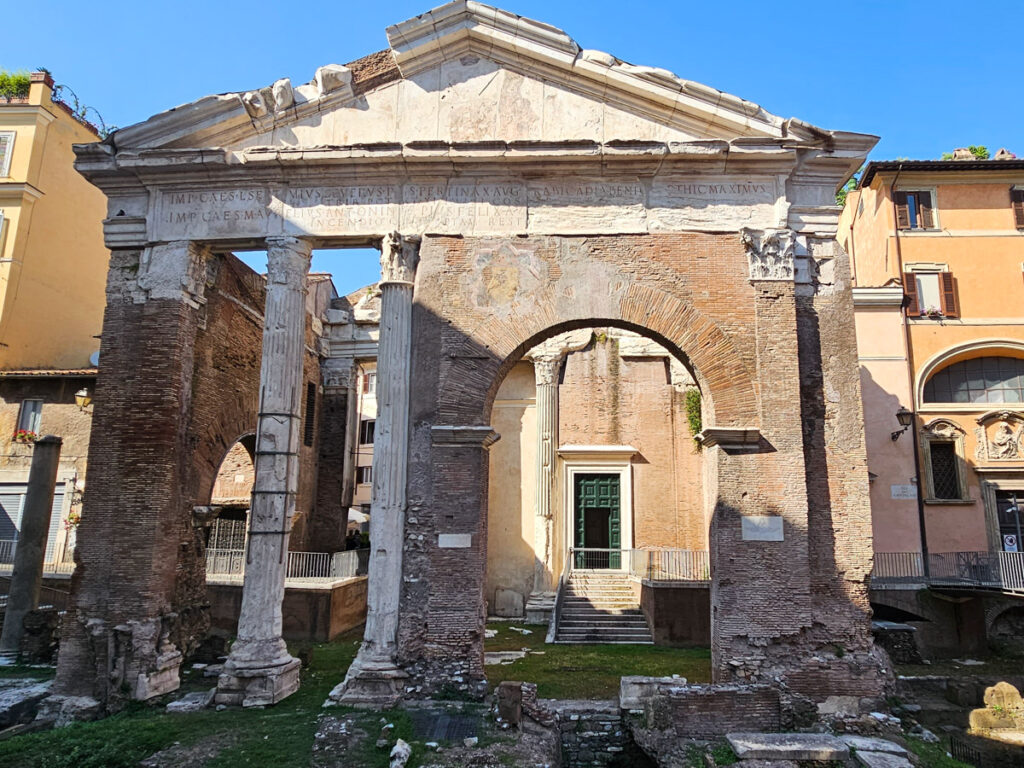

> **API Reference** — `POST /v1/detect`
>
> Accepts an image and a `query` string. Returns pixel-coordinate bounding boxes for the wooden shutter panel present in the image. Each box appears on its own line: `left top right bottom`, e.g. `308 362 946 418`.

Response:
894 191 910 229
917 191 935 229
1012 188 1024 229
903 273 920 315
940 272 959 317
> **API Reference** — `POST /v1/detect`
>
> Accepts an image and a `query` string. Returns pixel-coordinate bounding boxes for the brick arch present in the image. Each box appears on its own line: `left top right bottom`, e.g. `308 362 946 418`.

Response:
191 400 258 506
437 282 758 428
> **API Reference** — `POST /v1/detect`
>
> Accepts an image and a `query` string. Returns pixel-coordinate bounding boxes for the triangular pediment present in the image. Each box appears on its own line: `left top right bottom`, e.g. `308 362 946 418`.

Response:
109 2 854 154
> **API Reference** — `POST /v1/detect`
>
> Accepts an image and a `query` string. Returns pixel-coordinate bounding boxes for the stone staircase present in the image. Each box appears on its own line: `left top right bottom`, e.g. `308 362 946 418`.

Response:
555 570 653 644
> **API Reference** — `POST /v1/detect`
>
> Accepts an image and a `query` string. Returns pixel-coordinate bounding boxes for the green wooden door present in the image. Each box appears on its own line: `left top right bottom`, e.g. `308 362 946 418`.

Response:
574 473 621 568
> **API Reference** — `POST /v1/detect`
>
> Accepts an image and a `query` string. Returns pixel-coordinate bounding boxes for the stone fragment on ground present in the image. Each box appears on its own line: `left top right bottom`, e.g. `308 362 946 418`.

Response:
389 738 411 768
139 732 238 767
726 732 849 761
839 735 908 756
484 651 526 665
0 678 51 728
853 750 914 768
166 688 215 713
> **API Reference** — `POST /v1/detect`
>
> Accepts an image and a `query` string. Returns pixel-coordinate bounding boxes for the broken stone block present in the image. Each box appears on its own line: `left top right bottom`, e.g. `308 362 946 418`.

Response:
315 64 353 98
969 707 1017 731
817 695 860 718
0 679 51 728
494 589 524 618
726 732 849 762
984 681 1023 712
166 688 215 713
389 738 411 768
497 681 523 726
839 735 908 756
854 751 914 768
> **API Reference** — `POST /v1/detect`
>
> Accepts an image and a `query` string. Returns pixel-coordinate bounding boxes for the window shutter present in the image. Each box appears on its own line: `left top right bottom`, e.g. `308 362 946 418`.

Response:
362 374 369 393
940 272 959 317
917 191 935 229
894 191 910 229
902 272 920 315
1012 188 1024 229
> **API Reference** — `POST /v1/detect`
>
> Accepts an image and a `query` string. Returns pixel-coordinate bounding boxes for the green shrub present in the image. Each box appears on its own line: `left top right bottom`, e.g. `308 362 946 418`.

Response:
0 70 31 99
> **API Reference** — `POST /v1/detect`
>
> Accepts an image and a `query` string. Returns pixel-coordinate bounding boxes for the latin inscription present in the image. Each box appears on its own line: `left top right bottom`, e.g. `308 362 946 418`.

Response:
151 175 782 240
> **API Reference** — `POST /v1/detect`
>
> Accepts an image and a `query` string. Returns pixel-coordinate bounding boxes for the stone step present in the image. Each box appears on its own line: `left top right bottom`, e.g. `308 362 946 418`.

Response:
559 610 645 618
726 733 849 763
557 627 653 637
559 619 649 627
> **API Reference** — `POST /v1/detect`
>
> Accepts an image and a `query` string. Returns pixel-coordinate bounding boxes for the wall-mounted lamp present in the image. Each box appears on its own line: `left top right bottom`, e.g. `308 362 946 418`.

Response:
890 406 914 441
75 388 93 412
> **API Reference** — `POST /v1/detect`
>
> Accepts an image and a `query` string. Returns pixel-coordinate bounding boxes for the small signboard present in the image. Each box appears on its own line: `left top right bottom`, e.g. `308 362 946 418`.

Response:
891 484 918 500
1005 534 1019 553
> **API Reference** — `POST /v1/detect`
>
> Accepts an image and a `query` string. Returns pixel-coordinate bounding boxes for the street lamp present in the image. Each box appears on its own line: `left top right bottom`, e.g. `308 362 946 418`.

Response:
75 388 92 412
891 406 914 441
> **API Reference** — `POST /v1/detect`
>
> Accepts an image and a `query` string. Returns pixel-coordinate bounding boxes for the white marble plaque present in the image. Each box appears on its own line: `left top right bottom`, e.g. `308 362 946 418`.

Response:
741 515 784 542
648 176 777 232
438 533 472 548
890 484 918 500
527 178 647 234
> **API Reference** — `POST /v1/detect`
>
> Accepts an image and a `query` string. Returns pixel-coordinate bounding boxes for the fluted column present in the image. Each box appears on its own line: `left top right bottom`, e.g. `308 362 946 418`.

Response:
331 232 419 707
216 236 311 707
526 356 560 621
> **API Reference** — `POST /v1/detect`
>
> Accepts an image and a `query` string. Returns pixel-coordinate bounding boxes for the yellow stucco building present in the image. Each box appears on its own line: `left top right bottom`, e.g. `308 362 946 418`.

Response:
0 71 108 369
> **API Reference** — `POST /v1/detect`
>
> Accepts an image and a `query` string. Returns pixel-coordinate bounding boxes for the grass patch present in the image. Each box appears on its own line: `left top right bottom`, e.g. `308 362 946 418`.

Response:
485 621 710 699
904 736 973 768
0 629 365 768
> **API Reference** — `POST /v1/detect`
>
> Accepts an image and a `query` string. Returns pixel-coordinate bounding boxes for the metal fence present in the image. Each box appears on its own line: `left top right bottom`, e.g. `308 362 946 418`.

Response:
871 550 1024 594
205 547 368 583
568 548 710 582
0 539 75 576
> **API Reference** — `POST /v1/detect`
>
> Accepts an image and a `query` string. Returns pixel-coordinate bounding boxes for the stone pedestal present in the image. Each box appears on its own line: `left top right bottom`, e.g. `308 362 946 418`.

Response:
0 436 62 661
331 232 419 707
526 357 559 623
216 236 311 707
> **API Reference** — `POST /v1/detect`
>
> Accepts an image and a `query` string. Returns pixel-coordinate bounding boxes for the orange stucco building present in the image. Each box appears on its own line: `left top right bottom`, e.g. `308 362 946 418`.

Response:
840 154 1024 580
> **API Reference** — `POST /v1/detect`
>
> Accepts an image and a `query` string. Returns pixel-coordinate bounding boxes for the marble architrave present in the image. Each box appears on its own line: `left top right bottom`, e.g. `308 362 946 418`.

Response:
147 175 785 243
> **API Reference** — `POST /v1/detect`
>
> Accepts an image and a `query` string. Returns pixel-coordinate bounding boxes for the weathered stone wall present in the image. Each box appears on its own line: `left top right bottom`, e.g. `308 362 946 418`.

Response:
553 700 629 768
51 251 271 711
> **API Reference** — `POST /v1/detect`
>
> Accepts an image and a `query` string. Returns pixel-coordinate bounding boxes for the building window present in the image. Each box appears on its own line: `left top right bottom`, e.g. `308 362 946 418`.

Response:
16 399 42 435
362 371 376 394
903 269 958 317
894 190 936 230
0 132 14 178
924 357 1024 404
929 442 961 500
359 419 375 445
303 382 316 447
357 466 372 485
1012 188 1024 229
921 420 971 503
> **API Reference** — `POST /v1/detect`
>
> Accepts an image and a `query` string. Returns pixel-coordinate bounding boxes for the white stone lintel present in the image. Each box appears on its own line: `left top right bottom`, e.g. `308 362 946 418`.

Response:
695 427 761 448
431 425 500 449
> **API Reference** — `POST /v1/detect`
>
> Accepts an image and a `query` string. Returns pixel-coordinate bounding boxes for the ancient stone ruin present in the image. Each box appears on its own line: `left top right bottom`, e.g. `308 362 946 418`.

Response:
45 1 890 719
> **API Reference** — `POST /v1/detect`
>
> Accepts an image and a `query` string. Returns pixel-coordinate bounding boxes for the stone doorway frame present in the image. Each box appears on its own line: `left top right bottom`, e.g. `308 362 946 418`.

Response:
558 446 637 574
977 468 1024 553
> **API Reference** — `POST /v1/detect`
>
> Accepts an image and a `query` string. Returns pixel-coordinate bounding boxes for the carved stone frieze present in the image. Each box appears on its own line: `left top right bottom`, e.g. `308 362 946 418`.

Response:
740 227 795 282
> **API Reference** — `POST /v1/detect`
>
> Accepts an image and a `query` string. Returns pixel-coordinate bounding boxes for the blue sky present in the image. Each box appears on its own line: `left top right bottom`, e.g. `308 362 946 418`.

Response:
8 0 1022 291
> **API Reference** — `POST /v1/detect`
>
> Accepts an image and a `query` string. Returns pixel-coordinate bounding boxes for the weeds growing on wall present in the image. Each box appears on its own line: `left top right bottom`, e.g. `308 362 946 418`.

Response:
685 388 702 449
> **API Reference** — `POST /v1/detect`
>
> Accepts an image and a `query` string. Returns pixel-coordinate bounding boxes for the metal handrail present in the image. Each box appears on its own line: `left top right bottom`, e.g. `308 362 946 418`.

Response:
871 550 1024 594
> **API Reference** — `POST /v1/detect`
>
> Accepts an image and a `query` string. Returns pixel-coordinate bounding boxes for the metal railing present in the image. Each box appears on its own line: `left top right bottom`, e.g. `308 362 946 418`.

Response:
567 547 711 583
205 547 368 583
871 550 1024 594
0 539 76 576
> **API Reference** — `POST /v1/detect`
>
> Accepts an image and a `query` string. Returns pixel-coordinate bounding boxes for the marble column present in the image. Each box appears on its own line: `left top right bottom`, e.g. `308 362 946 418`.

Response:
216 236 311 707
331 232 419 707
525 356 560 622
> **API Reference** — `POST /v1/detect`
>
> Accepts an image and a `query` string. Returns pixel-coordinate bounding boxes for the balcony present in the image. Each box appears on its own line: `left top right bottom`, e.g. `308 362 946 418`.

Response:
872 551 1024 594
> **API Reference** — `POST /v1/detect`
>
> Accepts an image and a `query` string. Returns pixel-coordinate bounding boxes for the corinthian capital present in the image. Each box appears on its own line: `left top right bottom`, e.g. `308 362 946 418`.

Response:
740 227 795 282
380 231 421 284
532 356 561 386
266 236 312 285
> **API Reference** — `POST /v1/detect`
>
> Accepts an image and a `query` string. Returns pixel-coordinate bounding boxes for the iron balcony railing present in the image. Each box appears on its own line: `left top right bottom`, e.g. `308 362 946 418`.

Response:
568 547 711 582
0 539 76 576
871 550 1024 594
205 547 369 583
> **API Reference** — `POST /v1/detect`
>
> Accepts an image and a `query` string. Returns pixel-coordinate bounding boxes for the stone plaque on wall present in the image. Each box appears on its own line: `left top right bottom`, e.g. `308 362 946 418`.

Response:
741 515 784 542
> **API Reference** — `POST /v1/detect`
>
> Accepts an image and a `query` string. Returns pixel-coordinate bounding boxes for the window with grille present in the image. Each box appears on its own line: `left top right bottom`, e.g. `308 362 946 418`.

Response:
924 357 1024 404
929 442 961 500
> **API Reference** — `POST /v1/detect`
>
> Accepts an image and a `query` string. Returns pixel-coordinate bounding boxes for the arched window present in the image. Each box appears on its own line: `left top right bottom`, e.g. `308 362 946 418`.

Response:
924 357 1024 404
